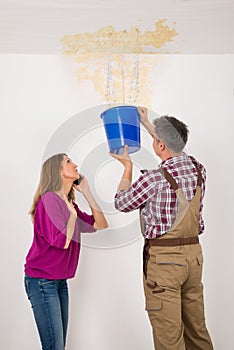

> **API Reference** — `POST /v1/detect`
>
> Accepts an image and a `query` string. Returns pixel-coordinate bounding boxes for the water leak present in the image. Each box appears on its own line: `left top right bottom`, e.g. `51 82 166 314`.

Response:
61 20 178 106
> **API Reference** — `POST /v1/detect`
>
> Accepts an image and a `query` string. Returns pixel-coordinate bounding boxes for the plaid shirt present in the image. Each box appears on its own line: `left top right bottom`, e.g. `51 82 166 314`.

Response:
114 153 206 238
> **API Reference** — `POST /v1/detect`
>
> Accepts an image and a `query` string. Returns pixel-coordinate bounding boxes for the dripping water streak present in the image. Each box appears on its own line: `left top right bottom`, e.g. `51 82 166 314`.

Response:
135 54 139 105
106 53 111 103
121 54 125 104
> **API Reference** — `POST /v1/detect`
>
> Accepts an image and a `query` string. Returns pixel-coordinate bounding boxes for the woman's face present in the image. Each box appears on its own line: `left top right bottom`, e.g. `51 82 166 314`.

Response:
60 156 79 181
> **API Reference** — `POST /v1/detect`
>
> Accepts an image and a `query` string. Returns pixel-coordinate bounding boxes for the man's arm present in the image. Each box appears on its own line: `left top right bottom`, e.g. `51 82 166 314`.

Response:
110 146 159 212
110 145 133 192
138 106 156 139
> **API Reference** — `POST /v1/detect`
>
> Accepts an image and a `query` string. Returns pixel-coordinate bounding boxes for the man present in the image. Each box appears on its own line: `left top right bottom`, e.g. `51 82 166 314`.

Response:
110 107 213 350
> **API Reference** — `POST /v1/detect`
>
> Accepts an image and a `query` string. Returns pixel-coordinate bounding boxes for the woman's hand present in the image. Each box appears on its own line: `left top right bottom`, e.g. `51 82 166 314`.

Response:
109 145 132 168
73 176 108 230
63 195 77 217
73 175 90 194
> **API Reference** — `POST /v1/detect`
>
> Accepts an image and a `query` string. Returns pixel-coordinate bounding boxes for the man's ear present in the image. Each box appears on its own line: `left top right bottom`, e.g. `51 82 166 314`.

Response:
159 140 165 151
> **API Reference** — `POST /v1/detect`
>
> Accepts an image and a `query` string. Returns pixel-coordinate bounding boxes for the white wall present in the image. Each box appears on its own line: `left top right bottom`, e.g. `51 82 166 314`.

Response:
0 54 233 349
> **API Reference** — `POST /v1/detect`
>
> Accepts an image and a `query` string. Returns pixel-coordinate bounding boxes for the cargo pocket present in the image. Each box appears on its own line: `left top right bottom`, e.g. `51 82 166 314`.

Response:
153 255 187 288
146 299 162 312
145 299 163 326
155 255 187 267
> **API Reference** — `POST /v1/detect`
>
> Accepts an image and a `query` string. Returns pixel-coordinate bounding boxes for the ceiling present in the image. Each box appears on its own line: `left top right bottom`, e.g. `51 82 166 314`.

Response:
0 0 234 54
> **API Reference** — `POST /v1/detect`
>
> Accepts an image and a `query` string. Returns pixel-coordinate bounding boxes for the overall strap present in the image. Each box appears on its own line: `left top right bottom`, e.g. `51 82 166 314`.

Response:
192 161 202 187
160 161 202 189
159 168 178 190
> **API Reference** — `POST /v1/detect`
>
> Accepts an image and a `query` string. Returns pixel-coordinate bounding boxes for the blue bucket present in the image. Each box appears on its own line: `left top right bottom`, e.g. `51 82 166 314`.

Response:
100 105 141 154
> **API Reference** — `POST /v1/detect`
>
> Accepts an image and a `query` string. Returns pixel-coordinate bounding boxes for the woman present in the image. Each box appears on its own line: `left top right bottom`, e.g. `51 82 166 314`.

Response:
24 153 108 350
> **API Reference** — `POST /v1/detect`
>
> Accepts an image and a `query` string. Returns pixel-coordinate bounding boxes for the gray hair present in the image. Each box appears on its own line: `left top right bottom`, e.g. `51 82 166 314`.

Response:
153 116 189 153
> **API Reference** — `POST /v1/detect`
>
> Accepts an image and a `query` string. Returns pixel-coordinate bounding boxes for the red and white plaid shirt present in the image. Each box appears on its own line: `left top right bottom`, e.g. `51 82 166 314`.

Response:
114 153 206 239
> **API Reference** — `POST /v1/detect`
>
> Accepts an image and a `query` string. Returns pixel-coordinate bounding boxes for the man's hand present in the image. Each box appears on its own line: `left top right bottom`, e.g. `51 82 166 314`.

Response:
138 106 149 125
109 145 132 168
138 106 156 139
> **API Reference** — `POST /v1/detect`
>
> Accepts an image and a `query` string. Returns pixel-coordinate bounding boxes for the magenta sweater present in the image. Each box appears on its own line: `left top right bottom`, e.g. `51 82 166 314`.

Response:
24 192 96 279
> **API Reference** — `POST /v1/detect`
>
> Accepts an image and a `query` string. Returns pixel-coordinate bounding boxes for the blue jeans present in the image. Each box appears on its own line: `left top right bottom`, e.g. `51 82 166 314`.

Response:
24 275 69 350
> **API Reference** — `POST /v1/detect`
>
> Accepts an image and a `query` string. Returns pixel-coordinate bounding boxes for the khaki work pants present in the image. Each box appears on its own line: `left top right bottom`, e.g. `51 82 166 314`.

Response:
143 243 213 350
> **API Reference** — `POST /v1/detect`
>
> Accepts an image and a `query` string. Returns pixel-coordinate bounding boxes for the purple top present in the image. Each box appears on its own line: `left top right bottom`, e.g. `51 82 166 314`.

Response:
24 192 96 279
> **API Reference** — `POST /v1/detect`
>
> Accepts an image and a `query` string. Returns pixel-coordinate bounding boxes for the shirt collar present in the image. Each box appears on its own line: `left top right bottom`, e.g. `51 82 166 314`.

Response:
159 153 188 167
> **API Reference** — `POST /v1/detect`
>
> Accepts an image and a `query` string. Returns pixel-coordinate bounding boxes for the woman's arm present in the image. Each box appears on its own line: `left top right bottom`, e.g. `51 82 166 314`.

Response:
74 177 108 230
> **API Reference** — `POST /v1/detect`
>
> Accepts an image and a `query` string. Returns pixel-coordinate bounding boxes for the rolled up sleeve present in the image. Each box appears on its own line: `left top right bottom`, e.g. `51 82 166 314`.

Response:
74 204 97 233
114 171 160 212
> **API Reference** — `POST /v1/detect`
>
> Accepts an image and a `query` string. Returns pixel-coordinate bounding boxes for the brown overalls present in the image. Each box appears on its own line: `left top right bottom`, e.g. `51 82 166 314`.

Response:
143 165 213 350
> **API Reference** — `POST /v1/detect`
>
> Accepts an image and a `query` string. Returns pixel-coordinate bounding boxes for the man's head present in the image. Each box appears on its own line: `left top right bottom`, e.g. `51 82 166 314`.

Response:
152 116 189 159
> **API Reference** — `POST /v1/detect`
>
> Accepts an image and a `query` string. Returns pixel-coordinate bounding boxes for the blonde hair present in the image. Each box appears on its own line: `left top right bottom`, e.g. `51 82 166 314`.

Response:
29 153 75 221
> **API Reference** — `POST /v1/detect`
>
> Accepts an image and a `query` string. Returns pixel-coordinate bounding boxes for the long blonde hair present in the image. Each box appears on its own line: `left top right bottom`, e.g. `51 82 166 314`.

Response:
29 153 75 221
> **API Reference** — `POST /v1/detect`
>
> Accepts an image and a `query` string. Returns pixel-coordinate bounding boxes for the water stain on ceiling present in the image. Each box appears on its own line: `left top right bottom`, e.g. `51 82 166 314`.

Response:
61 20 177 105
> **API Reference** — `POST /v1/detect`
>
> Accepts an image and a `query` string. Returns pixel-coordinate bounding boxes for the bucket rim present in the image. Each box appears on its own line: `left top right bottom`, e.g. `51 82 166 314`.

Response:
100 105 138 119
